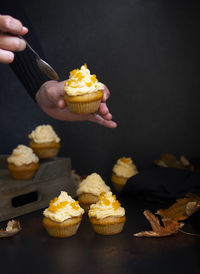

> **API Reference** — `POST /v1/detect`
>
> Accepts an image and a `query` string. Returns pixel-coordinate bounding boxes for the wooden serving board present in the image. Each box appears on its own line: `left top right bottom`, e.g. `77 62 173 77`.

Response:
0 155 78 222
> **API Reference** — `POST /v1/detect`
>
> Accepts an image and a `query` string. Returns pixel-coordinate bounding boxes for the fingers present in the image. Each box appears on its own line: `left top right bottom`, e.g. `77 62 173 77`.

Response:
47 81 65 108
0 15 27 35
0 48 14 63
36 80 65 108
0 33 26 52
99 102 109 115
98 102 113 121
103 112 112 120
0 15 28 64
21 26 28 35
57 99 67 109
102 85 110 102
88 114 117 128
98 85 116 124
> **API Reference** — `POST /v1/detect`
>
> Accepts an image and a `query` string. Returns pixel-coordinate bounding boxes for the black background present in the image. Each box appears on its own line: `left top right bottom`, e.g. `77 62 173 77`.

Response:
0 0 200 183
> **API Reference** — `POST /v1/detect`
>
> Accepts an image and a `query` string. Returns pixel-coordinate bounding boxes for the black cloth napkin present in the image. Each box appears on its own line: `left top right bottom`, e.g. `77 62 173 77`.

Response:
121 161 200 203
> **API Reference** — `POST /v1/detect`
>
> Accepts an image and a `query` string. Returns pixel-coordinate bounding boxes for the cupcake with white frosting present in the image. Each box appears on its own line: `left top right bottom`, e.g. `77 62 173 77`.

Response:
7 145 39 179
88 191 126 235
63 64 104 114
76 173 110 212
28 124 61 159
43 191 84 238
111 157 138 192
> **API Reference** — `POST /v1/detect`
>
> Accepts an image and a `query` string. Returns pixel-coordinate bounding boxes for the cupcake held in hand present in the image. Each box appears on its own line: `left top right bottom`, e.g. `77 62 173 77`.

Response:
111 157 138 192
29 124 61 159
43 191 84 238
7 145 39 180
63 64 104 114
88 191 126 235
76 173 110 212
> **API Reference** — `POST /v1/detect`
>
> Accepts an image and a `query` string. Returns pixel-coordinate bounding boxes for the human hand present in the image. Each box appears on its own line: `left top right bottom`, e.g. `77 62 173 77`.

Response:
36 80 117 128
0 15 28 64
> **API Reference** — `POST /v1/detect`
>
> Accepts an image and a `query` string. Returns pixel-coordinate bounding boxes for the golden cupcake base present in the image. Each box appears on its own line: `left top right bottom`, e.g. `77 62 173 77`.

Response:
43 216 82 238
111 173 128 192
8 162 39 180
64 90 103 114
29 141 61 159
78 193 99 212
90 216 126 235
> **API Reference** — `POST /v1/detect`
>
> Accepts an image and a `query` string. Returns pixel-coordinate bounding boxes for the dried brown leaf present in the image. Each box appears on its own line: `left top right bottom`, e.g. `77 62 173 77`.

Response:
154 154 194 171
185 201 200 216
134 210 184 237
180 155 194 171
161 153 178 162
154 160 168 168
156 193 200 221
0 220 21 238
180 155 190 166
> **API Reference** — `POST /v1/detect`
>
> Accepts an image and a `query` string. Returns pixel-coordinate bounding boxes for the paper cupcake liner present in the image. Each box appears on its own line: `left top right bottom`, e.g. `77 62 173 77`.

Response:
67 99 102 114
8 163 39 180
32 147 60 159
30 141 61 159
111 173 128 192
91 222 125 235
43 222 81 238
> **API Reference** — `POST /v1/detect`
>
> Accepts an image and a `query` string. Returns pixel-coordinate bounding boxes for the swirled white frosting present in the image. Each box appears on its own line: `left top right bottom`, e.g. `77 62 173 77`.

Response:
88 191 125 219
112 157 138 178
28 124 60 144
43 191 84 222
63 64 104 96
76 173 110 196
7 145 39 166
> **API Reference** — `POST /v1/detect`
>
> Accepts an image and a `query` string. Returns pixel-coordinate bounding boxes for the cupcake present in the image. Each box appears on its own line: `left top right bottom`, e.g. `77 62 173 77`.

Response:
88 191 126 235
43 191 84 238
28 124 61 159
63 64 104 114
7 145 39 180
76 173 110 212
111 157 138 192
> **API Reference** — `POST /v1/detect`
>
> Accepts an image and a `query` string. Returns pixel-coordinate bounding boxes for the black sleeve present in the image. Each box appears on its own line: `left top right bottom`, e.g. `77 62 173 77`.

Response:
1 1 51 101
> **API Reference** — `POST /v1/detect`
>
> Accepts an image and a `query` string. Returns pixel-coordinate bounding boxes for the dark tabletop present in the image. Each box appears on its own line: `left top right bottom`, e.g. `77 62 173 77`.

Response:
0 195 200 274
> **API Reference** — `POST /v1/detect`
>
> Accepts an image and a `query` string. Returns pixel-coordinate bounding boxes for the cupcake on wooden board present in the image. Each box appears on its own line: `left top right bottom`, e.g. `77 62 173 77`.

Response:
111 157 138 192
88 191 126 235
43 191 84 238
28 124 61 159
63 64 104 114
76 173 110 212
7 145 39 180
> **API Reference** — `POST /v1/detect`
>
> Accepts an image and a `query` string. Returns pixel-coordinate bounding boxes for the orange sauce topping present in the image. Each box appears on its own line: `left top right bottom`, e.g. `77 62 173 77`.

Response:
91 74 98 83
98 192 106 200
48 197 69 213
76 72 84 81
120 157 130 164
67 79 73 86
112 200 120 210
70 69 78 77
98 192 120 210
102 198 110 206
70 201 80 210
86 82 92 87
